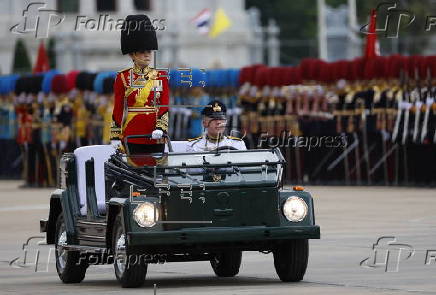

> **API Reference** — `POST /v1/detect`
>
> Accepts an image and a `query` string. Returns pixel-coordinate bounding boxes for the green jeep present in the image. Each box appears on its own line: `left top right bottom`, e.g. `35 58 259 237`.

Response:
40 140 320 288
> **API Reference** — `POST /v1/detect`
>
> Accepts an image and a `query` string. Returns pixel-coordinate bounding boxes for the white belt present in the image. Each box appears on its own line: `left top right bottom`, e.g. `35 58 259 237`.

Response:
127 107 157 113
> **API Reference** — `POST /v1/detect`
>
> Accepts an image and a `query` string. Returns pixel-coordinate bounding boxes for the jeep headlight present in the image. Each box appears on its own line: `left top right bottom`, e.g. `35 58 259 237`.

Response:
133 202 158 227
282 197 308 222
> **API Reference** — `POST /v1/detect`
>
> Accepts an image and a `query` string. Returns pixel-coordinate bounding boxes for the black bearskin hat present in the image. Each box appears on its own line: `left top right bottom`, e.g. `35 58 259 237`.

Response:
121 14 158 55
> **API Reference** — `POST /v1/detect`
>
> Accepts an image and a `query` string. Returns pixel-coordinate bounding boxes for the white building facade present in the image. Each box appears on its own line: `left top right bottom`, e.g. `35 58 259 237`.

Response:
0 0 278 74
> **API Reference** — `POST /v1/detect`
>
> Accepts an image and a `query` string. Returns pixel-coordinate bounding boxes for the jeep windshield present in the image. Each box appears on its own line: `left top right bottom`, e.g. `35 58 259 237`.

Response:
119 148 285 188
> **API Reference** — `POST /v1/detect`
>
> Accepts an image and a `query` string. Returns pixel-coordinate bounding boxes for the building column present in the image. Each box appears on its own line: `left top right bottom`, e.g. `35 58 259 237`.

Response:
55 33 70 72
80 0 95 16
247 7 263 64
118 0 134 15
267 19 280 66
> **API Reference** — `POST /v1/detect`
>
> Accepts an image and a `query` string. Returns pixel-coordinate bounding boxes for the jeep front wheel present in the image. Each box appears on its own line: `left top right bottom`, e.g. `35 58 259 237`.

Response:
112 215 147 288
210 250 242 277
273 239 308 282
55 214 87 283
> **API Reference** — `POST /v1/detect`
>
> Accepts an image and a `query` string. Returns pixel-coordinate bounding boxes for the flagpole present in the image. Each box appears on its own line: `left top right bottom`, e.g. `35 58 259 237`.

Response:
347 0 360 59
317 0 327 60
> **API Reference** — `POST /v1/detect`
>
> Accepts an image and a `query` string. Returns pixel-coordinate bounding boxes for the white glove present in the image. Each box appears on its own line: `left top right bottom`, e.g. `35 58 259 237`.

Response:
110 140 121 149
152 129 164 139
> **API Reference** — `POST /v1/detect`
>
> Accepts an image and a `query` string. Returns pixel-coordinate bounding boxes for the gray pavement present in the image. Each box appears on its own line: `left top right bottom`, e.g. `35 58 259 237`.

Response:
0 180 435 294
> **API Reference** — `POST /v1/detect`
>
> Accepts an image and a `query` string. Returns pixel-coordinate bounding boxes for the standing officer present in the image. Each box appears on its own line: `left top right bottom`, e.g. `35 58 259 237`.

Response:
186 100 246 152
112 14 169 154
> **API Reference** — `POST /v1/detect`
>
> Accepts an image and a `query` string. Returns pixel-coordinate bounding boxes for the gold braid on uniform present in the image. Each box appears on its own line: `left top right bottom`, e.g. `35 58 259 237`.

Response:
188 135 202 142
110 120 121 140
228 136 242 141
156 112 168 132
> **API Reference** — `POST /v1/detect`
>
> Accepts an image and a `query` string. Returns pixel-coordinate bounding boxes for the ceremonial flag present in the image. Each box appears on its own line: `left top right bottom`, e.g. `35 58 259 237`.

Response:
209 8 232 38
364 9 380 59
191 8 211 35
33 41 50 73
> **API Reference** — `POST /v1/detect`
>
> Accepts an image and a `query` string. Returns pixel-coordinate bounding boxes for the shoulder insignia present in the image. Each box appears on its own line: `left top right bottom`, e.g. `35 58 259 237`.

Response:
148 69 159 80
228 136 242 141
188 136 202 142
119 71 128 88
117 67 132 73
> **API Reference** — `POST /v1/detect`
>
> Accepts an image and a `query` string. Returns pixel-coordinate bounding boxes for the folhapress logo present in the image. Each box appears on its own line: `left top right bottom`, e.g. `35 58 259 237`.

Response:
360 236 415 272
9 236 55 272
360 2 436 38
10 2 65 39
360 2 415 38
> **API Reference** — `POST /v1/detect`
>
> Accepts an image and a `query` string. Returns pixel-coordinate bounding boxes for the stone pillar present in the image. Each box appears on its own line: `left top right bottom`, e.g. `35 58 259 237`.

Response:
55 33 70 72
118 0 134 15
247 7 263 64
80 0 95 16
267 19 280 66
70 32 83 70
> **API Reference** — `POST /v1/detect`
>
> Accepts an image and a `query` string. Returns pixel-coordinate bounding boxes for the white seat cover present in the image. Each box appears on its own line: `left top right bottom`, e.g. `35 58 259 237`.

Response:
74 142 187 215
165 141 189 153
74 145 116 215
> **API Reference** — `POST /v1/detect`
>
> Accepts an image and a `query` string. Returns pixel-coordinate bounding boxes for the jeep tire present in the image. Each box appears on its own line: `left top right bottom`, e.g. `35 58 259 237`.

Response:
55 214 87 283
273 239 308 282
112 215 147 288
210 250 242 277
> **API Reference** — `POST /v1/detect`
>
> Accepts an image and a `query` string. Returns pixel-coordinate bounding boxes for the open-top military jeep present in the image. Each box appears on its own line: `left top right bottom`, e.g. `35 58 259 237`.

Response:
40 136 320 288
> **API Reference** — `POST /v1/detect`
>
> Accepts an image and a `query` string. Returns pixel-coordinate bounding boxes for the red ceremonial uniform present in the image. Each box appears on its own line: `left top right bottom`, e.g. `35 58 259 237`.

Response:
112 65 169 145
16 105 33 145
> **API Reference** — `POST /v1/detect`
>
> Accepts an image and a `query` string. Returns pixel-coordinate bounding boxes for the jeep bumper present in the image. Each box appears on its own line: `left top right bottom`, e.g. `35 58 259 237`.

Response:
127 225 320 247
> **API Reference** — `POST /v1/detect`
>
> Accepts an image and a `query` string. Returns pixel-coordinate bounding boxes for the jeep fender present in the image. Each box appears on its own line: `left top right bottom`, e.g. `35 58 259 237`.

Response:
45 189 65 244
106 198 129 249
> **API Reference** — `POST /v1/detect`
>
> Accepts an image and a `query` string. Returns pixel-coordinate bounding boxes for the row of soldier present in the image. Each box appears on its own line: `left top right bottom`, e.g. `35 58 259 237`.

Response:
0 56 435 187
0 68 221 186
0 71 116 186
238 55 435 186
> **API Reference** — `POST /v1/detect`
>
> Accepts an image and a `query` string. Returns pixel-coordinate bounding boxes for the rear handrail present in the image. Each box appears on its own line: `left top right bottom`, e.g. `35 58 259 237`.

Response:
123 133 174 155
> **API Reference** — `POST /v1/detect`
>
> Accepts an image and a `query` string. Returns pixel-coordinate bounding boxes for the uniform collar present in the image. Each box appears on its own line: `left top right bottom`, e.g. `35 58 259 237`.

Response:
206 133 225 143
132 65 159 81
132 64 152 75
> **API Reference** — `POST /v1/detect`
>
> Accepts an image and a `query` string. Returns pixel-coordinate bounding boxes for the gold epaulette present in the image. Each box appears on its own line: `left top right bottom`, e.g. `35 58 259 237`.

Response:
117 67 132 73
228 136 242 141
110 121 121 141
188 136 202 142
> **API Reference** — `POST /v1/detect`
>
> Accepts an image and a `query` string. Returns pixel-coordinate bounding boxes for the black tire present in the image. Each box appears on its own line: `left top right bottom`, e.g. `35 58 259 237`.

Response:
273 239 308 282
54 214 87 283
112 215 147 288
210 250 242 277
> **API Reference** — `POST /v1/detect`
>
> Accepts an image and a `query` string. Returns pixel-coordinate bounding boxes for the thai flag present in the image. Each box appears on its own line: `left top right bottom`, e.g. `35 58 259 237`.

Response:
191 8 211 34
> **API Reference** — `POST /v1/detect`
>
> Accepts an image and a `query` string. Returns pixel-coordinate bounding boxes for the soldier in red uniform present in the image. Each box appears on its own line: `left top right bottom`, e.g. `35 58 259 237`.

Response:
112 14 169 154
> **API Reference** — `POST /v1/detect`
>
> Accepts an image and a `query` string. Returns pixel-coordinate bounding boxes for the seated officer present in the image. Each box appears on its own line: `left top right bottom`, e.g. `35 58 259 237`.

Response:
186 100 246 152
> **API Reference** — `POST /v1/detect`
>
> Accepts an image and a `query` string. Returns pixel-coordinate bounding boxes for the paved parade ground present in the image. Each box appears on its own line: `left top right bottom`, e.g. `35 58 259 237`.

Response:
0 180 435 295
